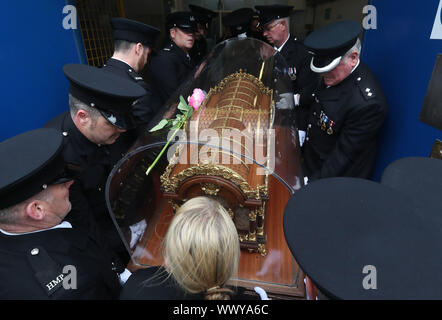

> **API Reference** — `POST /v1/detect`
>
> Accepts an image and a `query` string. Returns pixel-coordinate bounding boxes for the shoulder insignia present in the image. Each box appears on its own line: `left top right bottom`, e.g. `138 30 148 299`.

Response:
356 75 376 100
26 246 65 296
126 69 144 82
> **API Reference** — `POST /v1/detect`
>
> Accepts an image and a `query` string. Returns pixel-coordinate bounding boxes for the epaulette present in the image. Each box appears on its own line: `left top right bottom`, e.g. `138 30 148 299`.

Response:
26 246 66 296
355 75 376 100
126 68 144 82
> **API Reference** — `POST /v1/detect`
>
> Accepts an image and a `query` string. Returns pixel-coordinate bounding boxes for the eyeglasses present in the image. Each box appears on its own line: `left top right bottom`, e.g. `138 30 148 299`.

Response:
263 21 281 32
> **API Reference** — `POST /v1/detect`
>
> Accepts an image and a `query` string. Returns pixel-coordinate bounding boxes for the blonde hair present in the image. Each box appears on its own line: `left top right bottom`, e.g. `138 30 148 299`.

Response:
162 196 240 300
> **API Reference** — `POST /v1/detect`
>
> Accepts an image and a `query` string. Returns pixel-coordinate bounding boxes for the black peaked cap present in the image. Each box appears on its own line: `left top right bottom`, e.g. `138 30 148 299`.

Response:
223 8 254 35
283 177 442 299
304 20 362 72
381 157 442 212
63 64 146 130
0 129 70 209
254 4 293 26
189 5 216 24
110 17 160 48
166 11 197 32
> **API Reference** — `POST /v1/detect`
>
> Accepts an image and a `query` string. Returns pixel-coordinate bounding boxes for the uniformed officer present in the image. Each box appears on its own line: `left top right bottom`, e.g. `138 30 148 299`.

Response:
44 64 146 265
300 20 388 181
248 10 266 42
149 11 197 112
255 4 318 122
189 4 216 65
0 128 122 299
283 177 442 299
103 17 160 136
222 8 255 39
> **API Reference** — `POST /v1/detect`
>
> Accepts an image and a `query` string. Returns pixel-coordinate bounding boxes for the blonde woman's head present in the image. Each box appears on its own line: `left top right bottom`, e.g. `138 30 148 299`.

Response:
163 196 240 300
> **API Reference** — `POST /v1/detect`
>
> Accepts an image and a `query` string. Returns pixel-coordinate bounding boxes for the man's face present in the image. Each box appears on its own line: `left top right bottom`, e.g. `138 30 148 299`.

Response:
262 20 284 47
136 45 151 72
43 180 74 223
171 27 195 52
87 114 126 145
322 52 359 86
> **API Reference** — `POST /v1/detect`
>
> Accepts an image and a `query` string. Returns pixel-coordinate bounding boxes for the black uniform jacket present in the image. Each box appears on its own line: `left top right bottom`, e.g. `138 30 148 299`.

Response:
44 112 128 260
148 41 196 111
0 222 121 299
102 58 156 133
120 266 250 300
279 36 318 101
278 36 319 127
301 62 388 180
120 267 204 300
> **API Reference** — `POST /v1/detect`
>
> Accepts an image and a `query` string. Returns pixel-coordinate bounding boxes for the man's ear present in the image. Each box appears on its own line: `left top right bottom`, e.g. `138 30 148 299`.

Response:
75 109 90 127
348 51 359 67
134 42 144 55
170 28 176 40
25 200 45 221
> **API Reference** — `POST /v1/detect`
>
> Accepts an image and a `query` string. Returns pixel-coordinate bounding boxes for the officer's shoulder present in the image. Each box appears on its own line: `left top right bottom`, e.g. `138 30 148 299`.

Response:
44 112 70 134
125 67 144 82
291 36 310 54
353 67 380 101
161 42 176 54
152 44 175 62
26 245 68 297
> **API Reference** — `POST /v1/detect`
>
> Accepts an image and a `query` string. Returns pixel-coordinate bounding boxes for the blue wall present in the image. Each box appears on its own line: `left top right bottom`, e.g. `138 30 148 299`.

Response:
362 0 442 180
0 0 83 141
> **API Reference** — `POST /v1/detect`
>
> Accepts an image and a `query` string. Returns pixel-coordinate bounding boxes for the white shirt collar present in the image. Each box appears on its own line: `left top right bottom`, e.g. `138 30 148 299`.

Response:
0 221 72 236
110 56 134 69
275 33 290 52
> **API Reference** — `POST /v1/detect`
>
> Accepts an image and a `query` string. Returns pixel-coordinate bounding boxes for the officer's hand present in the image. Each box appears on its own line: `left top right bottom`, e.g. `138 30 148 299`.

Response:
294 94 300 106
275 93 295 110
298 130 306 147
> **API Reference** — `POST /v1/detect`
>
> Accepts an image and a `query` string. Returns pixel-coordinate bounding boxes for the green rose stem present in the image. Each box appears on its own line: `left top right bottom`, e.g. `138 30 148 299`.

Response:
145 108 191 176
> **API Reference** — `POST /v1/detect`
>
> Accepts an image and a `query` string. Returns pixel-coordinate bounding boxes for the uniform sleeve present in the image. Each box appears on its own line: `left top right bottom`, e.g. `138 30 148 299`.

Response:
297 50 318 105
311 101 387 180
131 83 155 131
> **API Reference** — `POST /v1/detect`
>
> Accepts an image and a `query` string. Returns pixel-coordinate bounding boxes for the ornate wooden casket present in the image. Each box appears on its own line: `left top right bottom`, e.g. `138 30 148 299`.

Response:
160 70 274 255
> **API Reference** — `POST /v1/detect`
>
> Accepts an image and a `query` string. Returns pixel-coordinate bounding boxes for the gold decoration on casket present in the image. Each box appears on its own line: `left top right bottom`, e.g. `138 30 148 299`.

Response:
160 70 274 255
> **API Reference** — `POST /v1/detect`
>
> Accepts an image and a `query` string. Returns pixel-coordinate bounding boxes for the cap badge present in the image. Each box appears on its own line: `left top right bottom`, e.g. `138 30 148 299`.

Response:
108 114 117 124
190 16 195 21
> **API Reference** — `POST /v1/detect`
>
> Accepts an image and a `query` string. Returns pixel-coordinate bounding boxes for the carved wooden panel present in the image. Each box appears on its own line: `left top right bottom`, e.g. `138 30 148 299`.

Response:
160 70 274 255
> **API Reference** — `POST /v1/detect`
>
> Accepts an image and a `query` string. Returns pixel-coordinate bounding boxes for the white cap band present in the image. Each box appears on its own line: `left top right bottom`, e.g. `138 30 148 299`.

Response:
310 56 342 73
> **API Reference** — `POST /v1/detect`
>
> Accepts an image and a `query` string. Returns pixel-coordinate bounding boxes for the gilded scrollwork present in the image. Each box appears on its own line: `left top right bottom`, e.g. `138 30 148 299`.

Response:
159 69 276 255
201 183 220 196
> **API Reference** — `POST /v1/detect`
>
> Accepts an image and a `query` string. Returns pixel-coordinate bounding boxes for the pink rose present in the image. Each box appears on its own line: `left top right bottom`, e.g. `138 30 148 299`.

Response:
187 88 206 111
